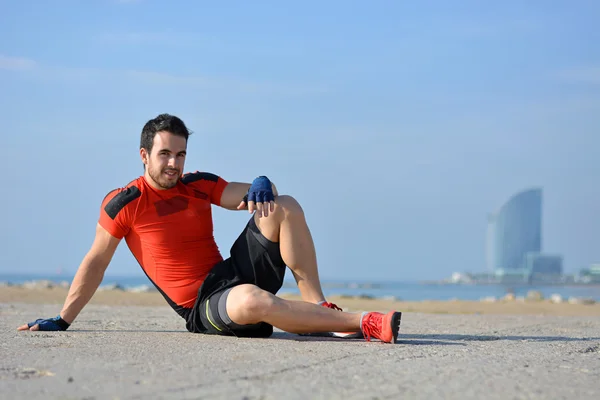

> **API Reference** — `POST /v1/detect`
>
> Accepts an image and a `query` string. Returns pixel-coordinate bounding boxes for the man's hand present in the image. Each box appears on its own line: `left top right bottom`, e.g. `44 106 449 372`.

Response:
237 176 277 217
17 315 70 331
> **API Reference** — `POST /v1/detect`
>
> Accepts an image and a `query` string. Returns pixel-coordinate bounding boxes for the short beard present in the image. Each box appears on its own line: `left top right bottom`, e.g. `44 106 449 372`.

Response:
148 165 179 189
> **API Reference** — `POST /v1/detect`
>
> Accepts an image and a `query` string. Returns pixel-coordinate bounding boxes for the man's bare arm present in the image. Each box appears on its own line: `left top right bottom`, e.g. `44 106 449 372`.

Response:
219 180 279 215
17 223 121 331
219 182 251 210
59 223 121 323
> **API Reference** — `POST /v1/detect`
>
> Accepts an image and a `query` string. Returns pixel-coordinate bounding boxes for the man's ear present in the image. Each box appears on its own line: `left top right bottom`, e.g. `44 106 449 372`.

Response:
140 148 149 166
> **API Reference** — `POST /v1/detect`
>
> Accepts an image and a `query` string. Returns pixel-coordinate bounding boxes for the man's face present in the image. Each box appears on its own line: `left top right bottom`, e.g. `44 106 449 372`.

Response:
141 131 187 190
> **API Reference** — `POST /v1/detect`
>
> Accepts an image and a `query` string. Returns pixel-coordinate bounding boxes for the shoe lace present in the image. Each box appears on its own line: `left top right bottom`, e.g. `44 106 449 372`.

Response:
321 302 343 311
361 313 382 342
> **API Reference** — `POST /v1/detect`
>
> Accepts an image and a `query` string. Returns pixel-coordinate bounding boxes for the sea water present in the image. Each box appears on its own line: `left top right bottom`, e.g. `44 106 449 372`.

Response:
2 273 599 301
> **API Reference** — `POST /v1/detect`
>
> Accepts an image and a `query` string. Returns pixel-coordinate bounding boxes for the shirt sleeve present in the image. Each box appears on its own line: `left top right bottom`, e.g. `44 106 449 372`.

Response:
210 176 229 206
181 172 229 206
98 187 139 239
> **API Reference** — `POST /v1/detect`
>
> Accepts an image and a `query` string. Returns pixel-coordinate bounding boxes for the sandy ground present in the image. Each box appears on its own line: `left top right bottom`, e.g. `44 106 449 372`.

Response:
2 300 599 400
1 286 599 316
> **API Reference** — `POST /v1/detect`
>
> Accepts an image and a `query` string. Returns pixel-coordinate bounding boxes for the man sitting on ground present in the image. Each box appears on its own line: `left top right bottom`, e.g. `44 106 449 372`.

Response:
17 113 401 343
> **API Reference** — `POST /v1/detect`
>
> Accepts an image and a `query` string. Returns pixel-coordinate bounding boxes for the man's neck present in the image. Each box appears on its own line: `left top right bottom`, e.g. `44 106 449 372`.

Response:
143 172 168 191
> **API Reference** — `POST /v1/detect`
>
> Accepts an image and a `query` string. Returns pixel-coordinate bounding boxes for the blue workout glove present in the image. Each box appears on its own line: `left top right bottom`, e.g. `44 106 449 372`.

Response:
243 176 275 205
27 315 70 331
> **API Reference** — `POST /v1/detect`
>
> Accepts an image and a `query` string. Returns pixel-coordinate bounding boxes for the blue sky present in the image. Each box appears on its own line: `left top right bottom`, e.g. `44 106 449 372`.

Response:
1 0 599 281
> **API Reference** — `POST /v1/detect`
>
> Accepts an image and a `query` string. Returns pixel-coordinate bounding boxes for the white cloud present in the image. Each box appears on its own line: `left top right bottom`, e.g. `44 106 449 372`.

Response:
553 67 600 85
124 70 210 85
94 32 182 45
452 18 543 38
0 55 36 71
398 15 544 41
0 57 328 97
123 69 329 95
91 30 307 58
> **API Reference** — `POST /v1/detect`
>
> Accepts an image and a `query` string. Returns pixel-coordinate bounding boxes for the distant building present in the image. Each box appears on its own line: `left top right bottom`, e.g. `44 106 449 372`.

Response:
449 272 473 284
525 252 563 282
486 188 562 283
577 264 600 283
487 188 542 277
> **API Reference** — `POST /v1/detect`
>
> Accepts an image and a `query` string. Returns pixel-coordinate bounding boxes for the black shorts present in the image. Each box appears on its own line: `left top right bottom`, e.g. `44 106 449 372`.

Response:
185 216 286 337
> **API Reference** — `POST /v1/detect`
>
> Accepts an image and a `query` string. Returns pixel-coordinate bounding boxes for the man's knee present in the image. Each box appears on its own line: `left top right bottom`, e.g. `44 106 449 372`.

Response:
253 194 305 242
226 284 276 325
259 195 303 225
274 195 304 217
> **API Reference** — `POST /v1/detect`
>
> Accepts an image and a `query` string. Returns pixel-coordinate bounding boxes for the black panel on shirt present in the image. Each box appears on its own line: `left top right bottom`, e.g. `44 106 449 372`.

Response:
104 187 141 220
154 195 190 217
180 172 219 184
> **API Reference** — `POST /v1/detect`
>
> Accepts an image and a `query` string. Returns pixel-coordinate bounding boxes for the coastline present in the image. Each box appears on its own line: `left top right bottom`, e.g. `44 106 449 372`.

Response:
420 280 600 289
2 286 599 317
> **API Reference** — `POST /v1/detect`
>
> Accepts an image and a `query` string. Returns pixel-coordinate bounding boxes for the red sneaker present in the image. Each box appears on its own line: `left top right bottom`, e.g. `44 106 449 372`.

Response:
361 311 402 343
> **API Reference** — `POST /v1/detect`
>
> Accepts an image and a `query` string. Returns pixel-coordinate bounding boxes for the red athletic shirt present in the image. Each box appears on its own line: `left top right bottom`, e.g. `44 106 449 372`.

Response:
98 172 229 311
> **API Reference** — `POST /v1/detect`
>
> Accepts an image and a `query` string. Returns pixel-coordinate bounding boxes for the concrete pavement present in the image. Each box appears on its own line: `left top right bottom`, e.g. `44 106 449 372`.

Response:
2 303 599 399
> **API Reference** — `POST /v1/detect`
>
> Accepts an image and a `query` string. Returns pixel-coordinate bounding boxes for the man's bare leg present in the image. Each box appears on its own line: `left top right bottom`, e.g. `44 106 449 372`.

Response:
253 195 327 304
226 284 361 333
225 195 400 341
227 195 350 332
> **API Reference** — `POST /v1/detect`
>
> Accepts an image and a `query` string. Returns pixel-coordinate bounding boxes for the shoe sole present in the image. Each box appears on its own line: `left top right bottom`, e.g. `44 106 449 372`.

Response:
298 331 363 339
298 332 334 337
389 311 402 344
331 331 363 339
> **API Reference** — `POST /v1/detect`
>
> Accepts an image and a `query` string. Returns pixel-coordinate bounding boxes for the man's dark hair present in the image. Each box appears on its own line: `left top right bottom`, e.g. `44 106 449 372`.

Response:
140 113 192 153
